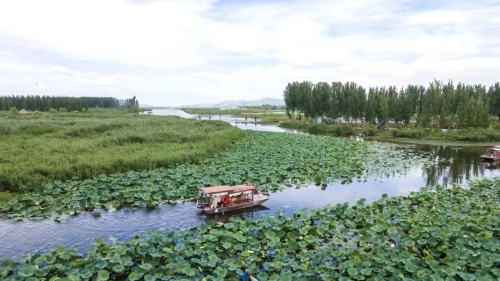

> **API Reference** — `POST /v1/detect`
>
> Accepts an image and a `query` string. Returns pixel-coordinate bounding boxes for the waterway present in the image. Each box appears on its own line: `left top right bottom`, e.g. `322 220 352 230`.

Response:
1 110 499 259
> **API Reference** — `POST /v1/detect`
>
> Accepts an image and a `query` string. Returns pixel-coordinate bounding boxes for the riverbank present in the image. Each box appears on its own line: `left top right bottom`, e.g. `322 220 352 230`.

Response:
0 109 244 201
2 177 499 279
0 131 435 221
278 122 500 143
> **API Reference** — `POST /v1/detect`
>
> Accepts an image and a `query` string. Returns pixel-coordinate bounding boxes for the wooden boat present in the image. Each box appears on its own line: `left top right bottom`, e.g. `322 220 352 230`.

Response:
481 146 500 162
196 183 270 214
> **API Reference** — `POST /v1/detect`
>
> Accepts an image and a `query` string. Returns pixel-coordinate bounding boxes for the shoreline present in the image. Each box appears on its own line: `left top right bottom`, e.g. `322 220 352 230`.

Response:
364 136 500 147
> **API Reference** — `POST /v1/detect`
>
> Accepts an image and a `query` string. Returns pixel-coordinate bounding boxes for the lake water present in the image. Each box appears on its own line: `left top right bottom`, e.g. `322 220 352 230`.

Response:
1 110 499 259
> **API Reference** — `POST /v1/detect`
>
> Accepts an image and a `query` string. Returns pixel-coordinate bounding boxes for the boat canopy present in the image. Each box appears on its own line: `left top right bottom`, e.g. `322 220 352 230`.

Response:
198 185 256 197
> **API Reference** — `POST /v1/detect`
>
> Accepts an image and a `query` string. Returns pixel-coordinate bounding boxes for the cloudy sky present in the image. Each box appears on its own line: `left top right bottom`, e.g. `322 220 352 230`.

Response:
0 0 499 106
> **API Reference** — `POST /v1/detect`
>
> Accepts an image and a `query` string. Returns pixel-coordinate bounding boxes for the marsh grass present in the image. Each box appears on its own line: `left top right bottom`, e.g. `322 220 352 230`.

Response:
279 121 500 142
0 110 244 193
391 128 500 141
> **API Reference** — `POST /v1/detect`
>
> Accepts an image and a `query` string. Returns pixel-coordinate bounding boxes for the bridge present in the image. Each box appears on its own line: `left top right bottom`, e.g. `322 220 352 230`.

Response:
196 114 262 124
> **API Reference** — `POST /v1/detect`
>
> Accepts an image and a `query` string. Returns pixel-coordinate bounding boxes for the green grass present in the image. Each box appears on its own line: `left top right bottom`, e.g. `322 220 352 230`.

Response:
0 131 435 221
279 122 377 137
0 192 15 204
390 128 500 142
0 110 244 194
279 121 500 142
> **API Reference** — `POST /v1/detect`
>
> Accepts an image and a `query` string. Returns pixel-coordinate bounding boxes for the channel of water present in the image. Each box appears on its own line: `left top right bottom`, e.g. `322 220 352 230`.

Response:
1 109 499 259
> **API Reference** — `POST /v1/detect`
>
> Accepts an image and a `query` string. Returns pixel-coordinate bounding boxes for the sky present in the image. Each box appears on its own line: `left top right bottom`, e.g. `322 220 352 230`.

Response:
0 0 499 107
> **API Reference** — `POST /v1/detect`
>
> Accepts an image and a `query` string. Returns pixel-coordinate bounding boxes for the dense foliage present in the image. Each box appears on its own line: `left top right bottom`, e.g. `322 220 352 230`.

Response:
0 95 139 112
2 178 499 280
283 80 500 128
0 132 437 221
279 122 500 142
0 111 243 193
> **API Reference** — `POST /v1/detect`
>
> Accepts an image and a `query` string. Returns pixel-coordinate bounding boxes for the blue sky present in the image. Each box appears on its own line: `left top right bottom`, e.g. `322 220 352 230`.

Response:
0 0 499 106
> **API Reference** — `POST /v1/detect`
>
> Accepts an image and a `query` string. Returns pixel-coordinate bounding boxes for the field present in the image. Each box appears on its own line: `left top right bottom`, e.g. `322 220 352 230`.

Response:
0 131 437 221
0 110 244 196
2 178 499 280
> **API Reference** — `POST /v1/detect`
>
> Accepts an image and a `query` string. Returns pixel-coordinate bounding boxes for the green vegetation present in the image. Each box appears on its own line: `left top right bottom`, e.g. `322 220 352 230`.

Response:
390 127 500 142
0 131 435 221
182 107 285 116
279 122 500 142
2 178 499 280
0 110 244 194
181 108 289 124
0 95 139 112
283 80 500 128
279 122 375 137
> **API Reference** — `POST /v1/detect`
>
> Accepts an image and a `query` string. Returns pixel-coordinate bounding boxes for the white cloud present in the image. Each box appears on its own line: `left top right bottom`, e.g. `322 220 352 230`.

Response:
0 0 499 106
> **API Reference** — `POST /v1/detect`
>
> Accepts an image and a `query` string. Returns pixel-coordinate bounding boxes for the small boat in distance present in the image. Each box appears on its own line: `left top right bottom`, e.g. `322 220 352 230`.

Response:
196 183 270 214
481 146 500 162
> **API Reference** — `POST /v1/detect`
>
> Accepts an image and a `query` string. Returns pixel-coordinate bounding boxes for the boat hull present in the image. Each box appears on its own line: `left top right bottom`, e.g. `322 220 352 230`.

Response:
202 197 270 215
481 155 500 163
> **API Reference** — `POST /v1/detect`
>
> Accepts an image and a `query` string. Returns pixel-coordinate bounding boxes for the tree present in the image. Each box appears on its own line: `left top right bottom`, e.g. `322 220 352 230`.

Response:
488 83 500 118
281 79 499 129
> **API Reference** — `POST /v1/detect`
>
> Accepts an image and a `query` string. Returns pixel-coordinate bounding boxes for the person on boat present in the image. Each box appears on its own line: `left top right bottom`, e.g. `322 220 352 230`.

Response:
211 196 221 209
222 195 229 206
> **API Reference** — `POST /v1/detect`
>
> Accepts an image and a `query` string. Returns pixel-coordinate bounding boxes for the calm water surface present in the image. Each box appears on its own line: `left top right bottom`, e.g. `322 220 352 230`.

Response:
1 110 499 259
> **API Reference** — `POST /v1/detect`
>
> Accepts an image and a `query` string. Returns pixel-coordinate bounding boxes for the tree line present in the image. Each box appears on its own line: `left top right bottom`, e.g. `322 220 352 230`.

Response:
243 104 286 110
0 95 139 112
283 80 500 128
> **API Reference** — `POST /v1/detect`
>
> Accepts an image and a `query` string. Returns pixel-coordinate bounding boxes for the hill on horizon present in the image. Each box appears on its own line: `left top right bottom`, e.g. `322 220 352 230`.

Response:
181 97 284 108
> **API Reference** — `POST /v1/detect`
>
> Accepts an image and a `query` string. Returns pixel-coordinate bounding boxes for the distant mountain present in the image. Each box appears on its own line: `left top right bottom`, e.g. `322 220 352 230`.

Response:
183 97 285 108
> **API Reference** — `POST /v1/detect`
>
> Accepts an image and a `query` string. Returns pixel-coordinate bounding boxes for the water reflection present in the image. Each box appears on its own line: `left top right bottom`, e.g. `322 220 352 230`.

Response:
1 111 499 260
415 145 500 187
148 109 300 134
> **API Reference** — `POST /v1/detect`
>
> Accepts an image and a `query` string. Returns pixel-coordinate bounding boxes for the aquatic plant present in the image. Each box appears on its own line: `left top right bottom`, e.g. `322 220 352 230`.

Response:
1 178 499 280
0 111 244 193
0 132 438 221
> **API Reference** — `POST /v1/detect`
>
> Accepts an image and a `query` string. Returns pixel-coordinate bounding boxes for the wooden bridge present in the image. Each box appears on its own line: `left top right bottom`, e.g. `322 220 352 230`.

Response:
196 114 262 124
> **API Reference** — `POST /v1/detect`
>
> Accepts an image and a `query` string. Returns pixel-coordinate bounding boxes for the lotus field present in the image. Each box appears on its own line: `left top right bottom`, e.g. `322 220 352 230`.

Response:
0 131 437 221
2 178 499 280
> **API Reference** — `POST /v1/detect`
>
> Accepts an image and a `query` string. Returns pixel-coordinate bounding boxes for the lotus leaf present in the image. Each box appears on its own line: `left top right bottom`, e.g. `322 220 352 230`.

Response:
2 177 499 280
0 132 437 221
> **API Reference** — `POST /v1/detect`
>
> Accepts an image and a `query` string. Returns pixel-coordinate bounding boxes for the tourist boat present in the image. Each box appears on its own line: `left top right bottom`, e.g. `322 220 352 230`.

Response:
196 183 270 214
481 146 500 162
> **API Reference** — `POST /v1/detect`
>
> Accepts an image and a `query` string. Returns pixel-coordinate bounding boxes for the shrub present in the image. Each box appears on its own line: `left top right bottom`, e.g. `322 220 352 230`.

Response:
361 124 377 136
392 128 429 139
59 108 68 113
8 107 19 117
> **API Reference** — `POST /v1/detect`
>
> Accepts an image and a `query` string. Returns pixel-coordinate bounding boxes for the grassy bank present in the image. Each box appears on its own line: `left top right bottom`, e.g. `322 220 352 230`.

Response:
278 122 377 137
389 127 500 142
2 177 499 280
0 110 244 195
279 121 500 142
0 131 435 221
